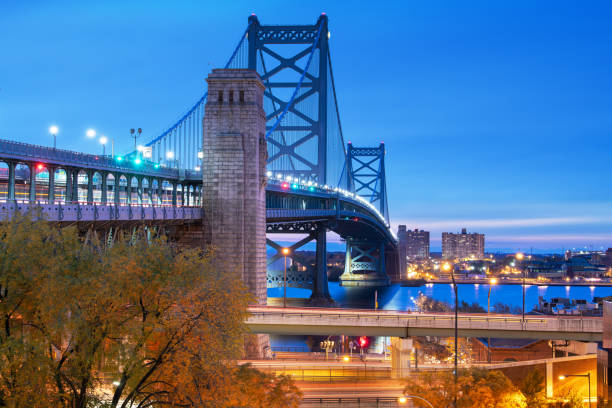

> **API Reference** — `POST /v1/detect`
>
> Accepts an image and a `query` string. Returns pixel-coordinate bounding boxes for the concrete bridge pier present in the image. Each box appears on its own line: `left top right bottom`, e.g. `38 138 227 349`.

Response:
390 337 413 379
202 68 270 358
309 225 334 306
339 239 390 287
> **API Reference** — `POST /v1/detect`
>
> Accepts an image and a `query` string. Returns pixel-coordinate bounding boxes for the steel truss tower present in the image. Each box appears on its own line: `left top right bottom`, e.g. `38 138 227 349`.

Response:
248 14 329 183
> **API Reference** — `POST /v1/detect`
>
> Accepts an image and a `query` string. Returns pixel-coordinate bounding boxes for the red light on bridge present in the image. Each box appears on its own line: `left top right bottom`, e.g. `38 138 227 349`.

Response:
281 182 289 190
352 217 359 222
36 164 44 171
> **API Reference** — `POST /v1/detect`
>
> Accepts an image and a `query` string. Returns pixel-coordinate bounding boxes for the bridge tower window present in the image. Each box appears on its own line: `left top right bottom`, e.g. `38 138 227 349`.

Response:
0 161 9 202
77 170 89 203
14 163 30 202
218 91 223 103
229 90 234 104
53 168 67 203
118 175 128 205
239 90 245 103
106 173 115 204
92 172 103 204
34 166 50 204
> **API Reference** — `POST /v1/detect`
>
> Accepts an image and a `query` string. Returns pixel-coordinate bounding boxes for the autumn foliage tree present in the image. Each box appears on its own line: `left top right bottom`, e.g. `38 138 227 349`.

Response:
404 368 527 408
0 214 300 408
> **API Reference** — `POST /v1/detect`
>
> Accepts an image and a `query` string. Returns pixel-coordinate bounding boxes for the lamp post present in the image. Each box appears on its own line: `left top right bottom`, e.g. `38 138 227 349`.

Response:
487 277 497 363
559 373 592 407
99 136 108 156
49 125 59 149
516 252 525 322
443 262 458 407
398 395 434 408
282 247 290 308
166 151 176 168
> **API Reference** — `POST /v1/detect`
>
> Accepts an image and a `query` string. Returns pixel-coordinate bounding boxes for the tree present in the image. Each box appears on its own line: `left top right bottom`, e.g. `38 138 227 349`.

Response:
404 368 527 408
0 215 300 407
520 369 547 407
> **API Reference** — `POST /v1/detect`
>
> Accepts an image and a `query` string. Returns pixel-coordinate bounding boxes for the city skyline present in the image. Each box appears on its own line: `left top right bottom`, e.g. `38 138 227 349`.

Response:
1 1 611 250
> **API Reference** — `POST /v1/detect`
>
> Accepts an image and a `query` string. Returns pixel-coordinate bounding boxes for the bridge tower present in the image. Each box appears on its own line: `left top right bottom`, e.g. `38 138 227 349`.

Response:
201 69 269 357
340 142 397 286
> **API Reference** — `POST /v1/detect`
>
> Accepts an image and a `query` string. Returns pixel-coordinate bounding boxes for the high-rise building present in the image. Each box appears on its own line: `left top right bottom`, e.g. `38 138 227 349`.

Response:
442 228 484 260
398 225 430 260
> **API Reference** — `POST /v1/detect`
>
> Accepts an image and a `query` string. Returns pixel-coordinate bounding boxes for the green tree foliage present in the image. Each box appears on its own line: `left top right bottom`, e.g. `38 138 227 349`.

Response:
0 214 299 407
404 368 527 408
520 369 547 407
414 294 486 313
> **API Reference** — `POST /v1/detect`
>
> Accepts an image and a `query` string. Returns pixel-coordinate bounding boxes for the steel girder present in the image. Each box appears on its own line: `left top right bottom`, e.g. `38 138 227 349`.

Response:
248 15 329 183
347 143 389 223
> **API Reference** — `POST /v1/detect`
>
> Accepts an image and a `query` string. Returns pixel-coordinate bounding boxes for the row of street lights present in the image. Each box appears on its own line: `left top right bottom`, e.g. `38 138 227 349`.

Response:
47 126 206 172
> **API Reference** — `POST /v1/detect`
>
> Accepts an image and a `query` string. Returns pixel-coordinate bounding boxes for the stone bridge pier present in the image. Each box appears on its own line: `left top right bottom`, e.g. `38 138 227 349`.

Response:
202 69 269 358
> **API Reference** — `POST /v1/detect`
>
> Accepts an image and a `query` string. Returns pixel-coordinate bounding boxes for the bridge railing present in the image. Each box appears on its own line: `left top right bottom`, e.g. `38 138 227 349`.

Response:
0 202 202 222
246 306 603 335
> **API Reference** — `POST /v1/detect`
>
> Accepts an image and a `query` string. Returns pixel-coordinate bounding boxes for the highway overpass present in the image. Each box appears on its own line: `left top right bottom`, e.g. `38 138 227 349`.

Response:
246 306 603 341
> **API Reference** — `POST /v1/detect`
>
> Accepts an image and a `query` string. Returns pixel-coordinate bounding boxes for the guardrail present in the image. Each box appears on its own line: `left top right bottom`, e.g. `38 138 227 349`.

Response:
0 202 202 222
246 306 603 341
301 397 402 407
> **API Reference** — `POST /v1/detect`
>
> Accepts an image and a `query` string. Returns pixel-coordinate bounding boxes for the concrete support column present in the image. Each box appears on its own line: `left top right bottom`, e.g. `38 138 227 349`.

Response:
202 69 268 358
171 183 177 206
137 177 143 205
546 360 553 399
71 171 78 203
86 170 94 204
101 172 107 205
7 162 15 201
391 338 413 379
114 174 120 204
47 166 55 203
28 164 36 202
310 226 331 304
65 168 73 203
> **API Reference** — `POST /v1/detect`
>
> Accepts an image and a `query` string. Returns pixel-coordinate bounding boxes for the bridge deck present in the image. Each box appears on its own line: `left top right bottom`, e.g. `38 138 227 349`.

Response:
246 306 602 341
0 202 202 224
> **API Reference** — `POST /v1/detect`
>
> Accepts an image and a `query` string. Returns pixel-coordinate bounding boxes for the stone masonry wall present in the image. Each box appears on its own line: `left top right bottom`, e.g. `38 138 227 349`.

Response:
201 69 268 357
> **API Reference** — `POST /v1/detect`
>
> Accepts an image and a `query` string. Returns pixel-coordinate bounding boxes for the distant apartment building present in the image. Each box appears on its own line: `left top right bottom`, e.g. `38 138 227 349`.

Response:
397 226 430 278
442 228 484 259
398 226 430 259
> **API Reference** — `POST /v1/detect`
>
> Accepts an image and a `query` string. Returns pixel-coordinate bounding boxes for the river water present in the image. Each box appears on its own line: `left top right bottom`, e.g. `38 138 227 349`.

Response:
267 283 612 350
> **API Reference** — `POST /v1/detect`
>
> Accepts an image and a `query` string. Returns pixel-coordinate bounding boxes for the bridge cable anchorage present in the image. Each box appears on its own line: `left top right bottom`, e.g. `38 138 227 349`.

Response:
127 23 252 165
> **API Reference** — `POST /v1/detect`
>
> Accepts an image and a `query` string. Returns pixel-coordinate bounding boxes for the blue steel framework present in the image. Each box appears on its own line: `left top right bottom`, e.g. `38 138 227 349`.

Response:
247 14 335 184
0 16 398 297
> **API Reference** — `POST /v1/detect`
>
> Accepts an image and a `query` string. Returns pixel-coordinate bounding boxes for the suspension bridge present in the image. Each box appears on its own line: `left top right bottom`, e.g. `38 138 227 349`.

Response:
0 15 398 303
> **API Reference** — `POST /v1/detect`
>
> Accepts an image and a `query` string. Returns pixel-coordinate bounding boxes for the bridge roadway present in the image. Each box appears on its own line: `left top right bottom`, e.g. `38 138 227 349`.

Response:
246 306 603 341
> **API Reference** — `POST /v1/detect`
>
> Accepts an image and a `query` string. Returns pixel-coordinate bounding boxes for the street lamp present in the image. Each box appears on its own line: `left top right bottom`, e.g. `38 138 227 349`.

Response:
487 277 498 363
559 373 592 407
516 252 525 322
86 128 96 139
99 136 108 156
444 262 458 407
49 125 58 149
398 395 434 408
282 247 290 308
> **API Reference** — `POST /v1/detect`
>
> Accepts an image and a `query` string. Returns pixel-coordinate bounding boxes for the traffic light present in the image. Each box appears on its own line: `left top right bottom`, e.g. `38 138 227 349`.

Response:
359 336 369 348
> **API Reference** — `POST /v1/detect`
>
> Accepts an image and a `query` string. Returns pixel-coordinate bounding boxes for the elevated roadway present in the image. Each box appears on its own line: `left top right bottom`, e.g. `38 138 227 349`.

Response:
246 306 603 341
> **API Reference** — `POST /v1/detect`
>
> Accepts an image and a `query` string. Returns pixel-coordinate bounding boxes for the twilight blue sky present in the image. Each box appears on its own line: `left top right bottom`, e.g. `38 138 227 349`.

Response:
1 1 611 252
